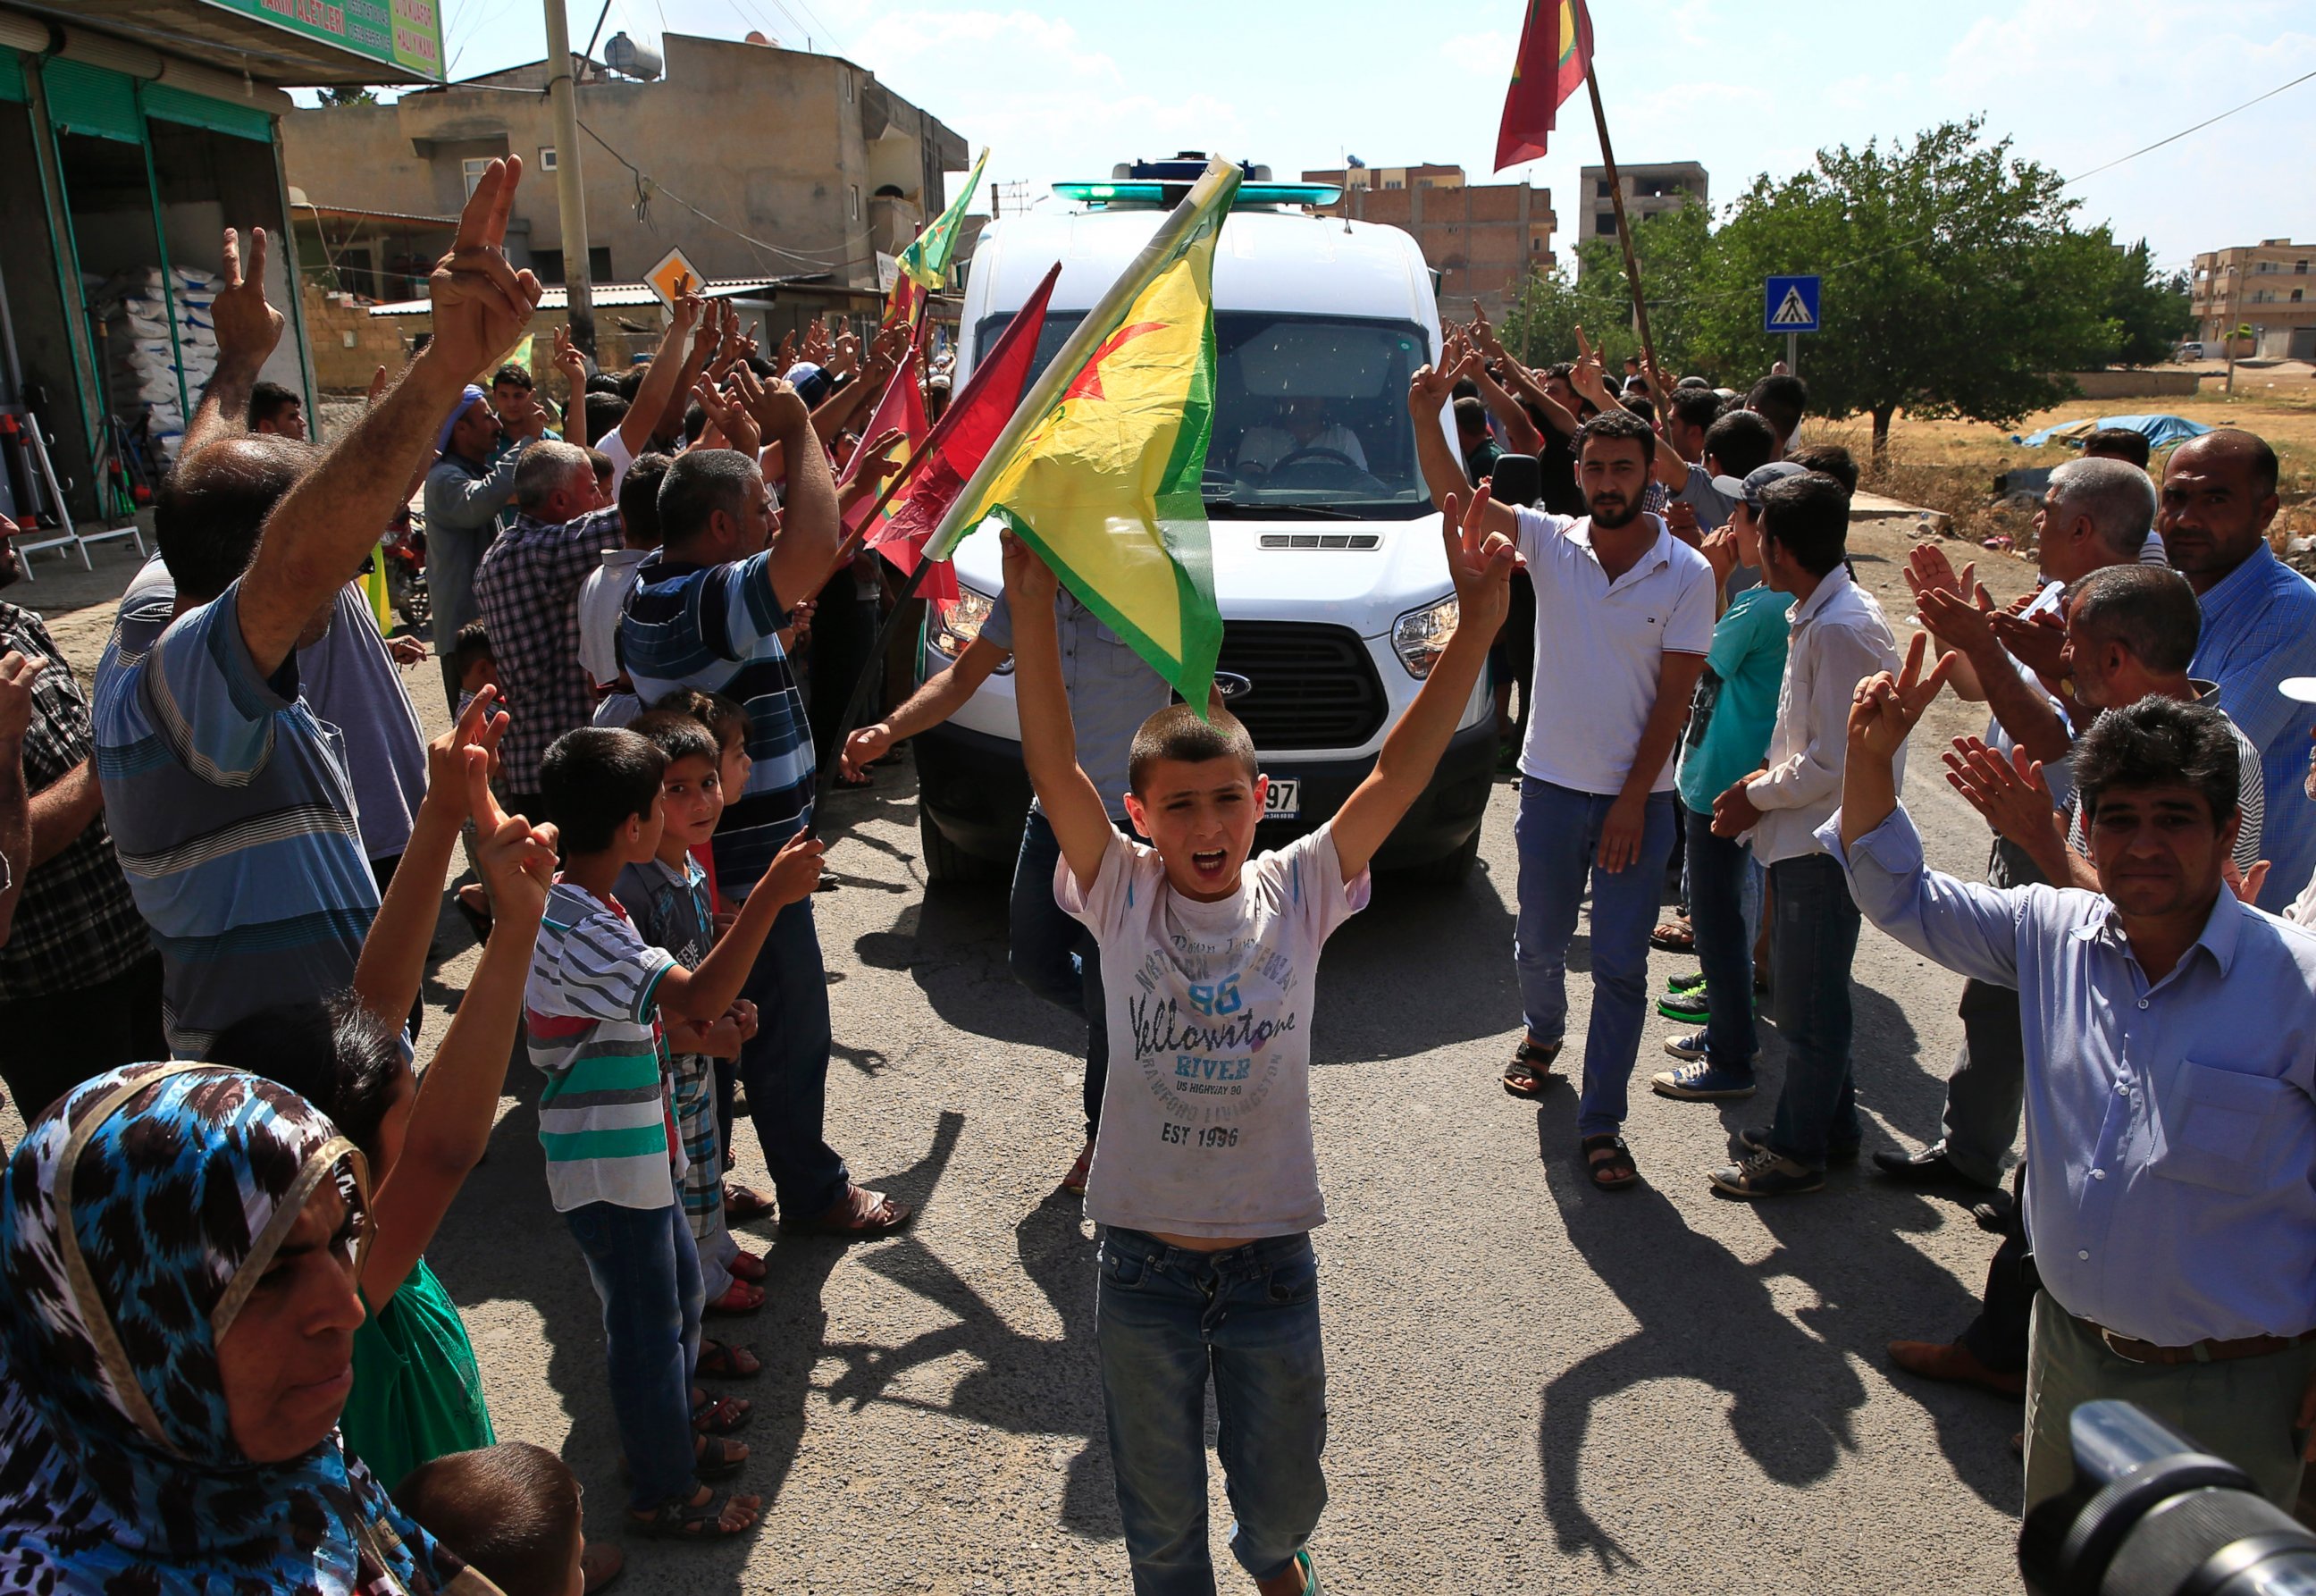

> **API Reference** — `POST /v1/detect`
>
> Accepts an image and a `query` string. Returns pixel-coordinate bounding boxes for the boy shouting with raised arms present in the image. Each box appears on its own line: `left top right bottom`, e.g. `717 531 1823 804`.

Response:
1007 493 1515 1596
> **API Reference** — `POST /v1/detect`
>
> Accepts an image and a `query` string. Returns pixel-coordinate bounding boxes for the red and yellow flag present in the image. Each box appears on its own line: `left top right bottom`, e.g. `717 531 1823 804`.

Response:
1495 0 1593 171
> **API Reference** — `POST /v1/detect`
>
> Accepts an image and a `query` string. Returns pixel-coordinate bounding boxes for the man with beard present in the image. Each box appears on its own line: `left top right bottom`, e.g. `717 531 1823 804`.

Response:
2155 429 2316 915
1411 362 1714 1190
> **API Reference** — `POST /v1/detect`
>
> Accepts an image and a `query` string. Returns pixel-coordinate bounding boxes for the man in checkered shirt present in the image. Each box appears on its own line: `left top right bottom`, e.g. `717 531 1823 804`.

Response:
0 542 162 1129
474 441 630 818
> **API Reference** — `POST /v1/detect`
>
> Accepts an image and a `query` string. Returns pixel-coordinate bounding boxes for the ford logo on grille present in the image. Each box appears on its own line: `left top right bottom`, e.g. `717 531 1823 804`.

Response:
1213 671 1254 701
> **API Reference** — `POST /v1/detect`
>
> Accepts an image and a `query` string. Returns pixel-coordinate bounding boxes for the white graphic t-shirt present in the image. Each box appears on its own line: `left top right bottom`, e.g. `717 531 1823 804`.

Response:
1058 823 1371 1239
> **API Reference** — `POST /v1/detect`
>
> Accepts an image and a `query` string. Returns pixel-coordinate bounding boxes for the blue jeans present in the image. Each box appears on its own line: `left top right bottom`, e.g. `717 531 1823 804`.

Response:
564 1199 704 1512
735 892 851 1221
1764 853 1864 1168
1513 778 1678 1137
1683 806 1758 1075
1096 1228 1328 1595
1011 807 1112 1135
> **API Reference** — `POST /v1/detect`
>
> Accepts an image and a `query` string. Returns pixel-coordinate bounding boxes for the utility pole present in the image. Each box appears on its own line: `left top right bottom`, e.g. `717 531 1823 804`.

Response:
541 0 595 358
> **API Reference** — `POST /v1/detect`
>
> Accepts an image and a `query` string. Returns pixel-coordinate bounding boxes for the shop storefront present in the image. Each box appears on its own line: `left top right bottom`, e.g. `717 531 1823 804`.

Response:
0 0 440 533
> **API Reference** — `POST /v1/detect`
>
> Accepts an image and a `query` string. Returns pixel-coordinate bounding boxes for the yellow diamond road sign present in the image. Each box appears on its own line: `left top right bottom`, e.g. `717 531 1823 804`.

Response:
647 247 703 307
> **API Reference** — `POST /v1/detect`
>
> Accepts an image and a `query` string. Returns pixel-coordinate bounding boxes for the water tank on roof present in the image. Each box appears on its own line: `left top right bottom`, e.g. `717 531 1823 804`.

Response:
603 31 662 80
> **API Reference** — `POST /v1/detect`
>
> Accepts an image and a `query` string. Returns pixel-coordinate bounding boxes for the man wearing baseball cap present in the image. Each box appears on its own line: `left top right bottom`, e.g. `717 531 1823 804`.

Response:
424 382 540 708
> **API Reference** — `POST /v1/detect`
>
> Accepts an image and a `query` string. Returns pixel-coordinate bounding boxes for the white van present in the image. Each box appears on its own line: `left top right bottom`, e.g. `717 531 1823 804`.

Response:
910 156 1495 884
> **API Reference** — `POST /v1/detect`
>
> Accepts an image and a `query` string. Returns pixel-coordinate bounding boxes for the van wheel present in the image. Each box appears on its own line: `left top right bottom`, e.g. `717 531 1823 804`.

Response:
919 811 1003 885
1402 827 1481 888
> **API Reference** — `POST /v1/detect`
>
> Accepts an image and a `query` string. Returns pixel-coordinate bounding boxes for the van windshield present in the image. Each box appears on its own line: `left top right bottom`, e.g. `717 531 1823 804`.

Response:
969 311 1435 519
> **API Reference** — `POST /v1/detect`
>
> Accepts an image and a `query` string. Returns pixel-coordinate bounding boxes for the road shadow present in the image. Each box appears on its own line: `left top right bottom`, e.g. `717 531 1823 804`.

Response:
426 1071 967 1583
1531 1091 2014 1576
816 1183 1117 1536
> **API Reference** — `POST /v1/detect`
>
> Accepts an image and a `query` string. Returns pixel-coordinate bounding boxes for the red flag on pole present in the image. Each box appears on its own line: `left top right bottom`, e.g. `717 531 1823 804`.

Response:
871 260 1063 607
838 325 931 540
1494 0 1594 171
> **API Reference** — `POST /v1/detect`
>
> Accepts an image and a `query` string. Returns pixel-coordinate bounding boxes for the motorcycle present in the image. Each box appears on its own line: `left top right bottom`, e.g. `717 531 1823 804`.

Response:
380 506 429 633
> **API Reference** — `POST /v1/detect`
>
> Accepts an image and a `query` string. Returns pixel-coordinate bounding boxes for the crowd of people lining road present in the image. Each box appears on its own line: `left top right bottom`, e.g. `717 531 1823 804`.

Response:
0 153 2310 1596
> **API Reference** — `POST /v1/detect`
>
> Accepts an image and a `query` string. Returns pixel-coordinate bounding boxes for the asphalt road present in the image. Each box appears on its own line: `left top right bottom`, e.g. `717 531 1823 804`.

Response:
4 517 2045 1594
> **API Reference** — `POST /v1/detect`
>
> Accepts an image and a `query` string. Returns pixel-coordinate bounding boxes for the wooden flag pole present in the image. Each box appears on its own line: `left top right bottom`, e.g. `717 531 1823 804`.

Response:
1582 57 1661 383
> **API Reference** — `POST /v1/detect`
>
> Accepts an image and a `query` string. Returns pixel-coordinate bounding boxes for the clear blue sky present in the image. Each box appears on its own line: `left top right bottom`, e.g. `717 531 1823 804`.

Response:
410 0 2314 271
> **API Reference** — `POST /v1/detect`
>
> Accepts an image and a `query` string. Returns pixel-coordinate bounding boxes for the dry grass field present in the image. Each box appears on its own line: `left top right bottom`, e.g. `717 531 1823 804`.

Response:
1800 369 2316 550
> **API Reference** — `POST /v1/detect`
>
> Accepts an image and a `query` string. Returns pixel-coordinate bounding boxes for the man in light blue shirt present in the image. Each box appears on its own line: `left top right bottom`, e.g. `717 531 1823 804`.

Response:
1828 657 2316 1512
2166 429 2316 915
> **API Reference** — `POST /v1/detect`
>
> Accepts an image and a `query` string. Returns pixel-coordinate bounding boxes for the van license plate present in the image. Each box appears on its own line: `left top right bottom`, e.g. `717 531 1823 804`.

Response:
1265 778 1301 820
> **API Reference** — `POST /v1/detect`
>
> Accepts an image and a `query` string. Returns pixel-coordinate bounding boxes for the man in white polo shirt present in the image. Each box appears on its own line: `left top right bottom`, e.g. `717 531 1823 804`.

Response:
1411 367 1715 1190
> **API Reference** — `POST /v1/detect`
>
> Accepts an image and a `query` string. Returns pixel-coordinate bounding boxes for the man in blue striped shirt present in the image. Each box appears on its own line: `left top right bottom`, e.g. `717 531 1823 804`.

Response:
622 416 910 1236
2166 429 2316 914
95 161 546 1054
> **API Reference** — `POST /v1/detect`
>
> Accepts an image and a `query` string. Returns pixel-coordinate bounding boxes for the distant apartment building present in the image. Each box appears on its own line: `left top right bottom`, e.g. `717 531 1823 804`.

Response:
283 32 966 335
1577 162 1708 258
1301 164 1556 323
2191 239 2316 359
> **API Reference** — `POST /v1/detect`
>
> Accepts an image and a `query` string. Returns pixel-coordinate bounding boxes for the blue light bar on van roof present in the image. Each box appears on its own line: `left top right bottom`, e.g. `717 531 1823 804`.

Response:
1052 181 1345 208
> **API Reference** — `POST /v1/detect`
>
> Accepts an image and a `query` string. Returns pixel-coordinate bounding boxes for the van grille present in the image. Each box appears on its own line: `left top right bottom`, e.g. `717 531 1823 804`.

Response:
1216 622 1387 751
1257 533 1380 550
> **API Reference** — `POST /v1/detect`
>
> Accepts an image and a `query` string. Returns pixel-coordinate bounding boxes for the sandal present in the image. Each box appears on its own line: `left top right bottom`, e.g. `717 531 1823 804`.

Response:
1582 1133 1640 1192
704 1278 764 1315
696 1339 761 1379
453 884 492 946
727 1248 768 1283
1649 919 1695 953
1061 1138 1094 1194
723 1181 774 1223
782 1185 913 1238
1501 1039 1563 1099
626 1487 759 1540
693 1434 749 1476
580 1541 625 1594
692 1393 752 1435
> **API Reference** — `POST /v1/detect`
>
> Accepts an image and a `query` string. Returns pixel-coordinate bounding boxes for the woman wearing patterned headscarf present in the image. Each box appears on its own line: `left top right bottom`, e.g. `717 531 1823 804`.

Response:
0 1061 497 1594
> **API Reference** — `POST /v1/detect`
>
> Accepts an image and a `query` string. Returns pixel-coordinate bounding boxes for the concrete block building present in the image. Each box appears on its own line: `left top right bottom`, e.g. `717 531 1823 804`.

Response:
1300 164 1556 323
1576 161 1707 255
282 32 967 355
2192 239 2316 360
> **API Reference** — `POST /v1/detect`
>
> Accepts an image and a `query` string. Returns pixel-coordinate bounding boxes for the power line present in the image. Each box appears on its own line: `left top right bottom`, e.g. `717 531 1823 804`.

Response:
1562 65 2316 318
2063 68 2316 185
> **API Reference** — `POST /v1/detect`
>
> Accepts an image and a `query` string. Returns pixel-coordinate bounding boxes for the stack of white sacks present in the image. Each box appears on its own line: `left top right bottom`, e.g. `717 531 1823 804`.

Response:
89 265 222 461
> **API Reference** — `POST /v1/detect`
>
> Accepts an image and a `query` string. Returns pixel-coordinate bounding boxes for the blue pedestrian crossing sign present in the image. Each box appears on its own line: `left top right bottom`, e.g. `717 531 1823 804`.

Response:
1764 274 1821 334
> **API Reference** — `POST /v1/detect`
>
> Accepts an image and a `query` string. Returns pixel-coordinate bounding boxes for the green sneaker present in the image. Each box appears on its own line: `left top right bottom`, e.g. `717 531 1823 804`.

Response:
1657 985 1709 1021
1665 970 1707 995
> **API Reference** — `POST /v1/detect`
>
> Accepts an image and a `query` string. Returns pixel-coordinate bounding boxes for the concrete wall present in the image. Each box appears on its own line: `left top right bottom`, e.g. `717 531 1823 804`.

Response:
2064 369 2203 399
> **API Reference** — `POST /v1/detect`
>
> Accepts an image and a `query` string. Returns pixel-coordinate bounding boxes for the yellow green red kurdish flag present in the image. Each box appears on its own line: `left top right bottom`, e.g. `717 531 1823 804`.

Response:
927 156 1240 710
897 147 989 290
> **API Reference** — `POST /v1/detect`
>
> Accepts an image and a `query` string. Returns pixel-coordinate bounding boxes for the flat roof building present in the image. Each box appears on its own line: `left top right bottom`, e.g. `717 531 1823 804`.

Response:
2192 239 2316 360
1302 164 1555 323
1577 161 1708 259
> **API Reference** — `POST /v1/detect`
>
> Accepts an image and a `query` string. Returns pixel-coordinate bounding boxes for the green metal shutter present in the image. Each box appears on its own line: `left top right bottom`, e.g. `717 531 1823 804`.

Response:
42 60 139 143
140 83 273 143
0 52 24 105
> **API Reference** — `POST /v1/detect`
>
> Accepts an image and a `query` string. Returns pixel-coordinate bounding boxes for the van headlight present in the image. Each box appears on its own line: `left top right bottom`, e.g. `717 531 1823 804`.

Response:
1390 593 1460 678
929 583 1011 672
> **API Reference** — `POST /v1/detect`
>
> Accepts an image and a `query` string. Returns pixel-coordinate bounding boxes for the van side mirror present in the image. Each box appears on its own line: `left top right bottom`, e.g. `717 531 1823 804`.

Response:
1489 453 1542 508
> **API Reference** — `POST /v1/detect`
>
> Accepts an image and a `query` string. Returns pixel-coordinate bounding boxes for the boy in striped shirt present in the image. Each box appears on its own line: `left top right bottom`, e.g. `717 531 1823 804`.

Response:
529 726 823 1542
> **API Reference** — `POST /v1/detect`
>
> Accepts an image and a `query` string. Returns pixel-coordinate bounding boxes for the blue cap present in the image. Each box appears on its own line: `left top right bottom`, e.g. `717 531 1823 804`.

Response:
436 385 489 456
1711 458 1809 510
785 362 833 407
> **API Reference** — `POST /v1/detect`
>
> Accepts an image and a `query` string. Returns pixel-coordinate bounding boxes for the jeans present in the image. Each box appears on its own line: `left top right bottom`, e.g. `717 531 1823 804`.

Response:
735 891 852 1221
1096 1228 1328 1595
1763 853 1864 1169
1513 778 1678 1138
1682 807 1758 1075
1011 807 1111 1136
564 1199 703 1512
0 951 164 1126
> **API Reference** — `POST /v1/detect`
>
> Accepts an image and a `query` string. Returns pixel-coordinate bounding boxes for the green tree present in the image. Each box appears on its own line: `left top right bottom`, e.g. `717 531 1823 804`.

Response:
317 85 380 106
1682 118 2116 459
2103 238 2193 366
1502 205 1721 378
